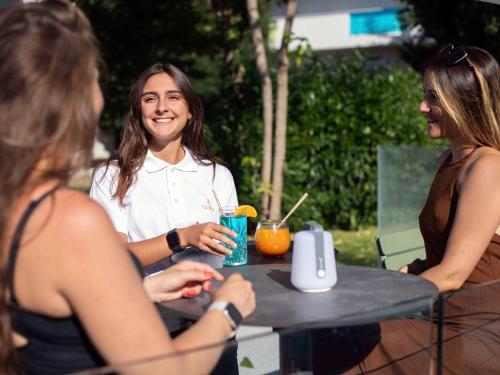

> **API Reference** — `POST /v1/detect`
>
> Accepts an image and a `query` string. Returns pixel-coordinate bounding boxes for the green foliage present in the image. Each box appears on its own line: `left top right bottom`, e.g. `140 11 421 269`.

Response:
285 54 433 230
209 52 433 230
333 226 378 267
204 49 264 206
78 1 436 231
239 356 254 368
78 0 248 129
398 0 500 71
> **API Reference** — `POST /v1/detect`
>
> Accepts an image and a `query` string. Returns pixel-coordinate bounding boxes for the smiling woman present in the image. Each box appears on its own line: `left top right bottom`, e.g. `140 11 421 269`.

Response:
90 63 240 269
140 73 192 148
346 44 500 374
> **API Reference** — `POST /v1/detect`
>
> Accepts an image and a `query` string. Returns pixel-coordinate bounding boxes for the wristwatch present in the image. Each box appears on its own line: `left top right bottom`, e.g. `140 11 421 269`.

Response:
166 228 184 254
208 301 242 338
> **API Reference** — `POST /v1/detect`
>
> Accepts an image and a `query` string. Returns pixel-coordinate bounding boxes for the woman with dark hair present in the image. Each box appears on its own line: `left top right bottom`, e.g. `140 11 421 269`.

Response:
347 45 500 374
0 1 255 374
91 63 239 268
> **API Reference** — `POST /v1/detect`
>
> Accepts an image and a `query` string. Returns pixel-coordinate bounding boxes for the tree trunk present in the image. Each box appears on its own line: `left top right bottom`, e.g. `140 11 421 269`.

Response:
269 0 298 220
246 0 273 219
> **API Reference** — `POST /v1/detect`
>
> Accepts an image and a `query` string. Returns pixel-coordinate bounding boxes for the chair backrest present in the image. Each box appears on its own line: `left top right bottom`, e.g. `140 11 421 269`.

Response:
377 145 444 235
376 228 425 270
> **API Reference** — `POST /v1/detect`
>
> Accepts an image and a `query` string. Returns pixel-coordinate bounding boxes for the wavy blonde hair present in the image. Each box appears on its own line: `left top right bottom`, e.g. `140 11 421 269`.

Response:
0 0 99 371
426 45 500 149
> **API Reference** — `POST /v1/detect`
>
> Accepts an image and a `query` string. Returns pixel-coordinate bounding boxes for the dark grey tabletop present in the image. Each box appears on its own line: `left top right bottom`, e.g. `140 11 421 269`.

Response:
144 241 293 276
159 259 438 329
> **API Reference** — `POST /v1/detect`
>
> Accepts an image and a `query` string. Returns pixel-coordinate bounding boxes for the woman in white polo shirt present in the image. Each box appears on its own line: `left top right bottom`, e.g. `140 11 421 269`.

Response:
91 63 238 267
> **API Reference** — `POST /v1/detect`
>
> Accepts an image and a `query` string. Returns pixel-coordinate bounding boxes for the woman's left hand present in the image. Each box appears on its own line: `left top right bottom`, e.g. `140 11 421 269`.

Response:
143 260 224 302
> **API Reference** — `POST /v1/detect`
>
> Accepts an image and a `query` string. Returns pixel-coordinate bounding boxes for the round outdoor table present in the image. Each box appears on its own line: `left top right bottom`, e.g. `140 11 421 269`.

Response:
157 249 438 373
160 263 438 329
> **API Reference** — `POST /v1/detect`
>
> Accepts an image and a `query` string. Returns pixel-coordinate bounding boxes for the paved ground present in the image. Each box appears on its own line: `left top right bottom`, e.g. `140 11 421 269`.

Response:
236 326 279 374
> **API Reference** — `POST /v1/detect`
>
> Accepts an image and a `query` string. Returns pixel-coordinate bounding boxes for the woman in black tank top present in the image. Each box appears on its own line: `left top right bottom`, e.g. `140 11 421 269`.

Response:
0 2 255 374
9 187 149 373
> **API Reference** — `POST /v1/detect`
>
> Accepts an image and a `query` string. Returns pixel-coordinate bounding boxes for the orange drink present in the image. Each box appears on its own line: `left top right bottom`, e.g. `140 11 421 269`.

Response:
255 220 291 256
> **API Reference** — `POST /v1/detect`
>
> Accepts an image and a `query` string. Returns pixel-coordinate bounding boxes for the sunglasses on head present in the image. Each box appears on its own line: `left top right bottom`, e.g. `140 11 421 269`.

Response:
441 43 473 67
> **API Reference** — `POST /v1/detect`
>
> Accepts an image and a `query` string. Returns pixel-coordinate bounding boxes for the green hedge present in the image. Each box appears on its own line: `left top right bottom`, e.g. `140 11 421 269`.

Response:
206 53 434 231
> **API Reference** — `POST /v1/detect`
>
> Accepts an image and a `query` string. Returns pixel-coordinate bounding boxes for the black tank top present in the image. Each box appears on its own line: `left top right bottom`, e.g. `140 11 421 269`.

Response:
8 187 144 374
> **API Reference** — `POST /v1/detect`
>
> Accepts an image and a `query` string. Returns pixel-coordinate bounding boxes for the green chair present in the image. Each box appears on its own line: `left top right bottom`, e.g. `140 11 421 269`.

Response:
376 228 426 271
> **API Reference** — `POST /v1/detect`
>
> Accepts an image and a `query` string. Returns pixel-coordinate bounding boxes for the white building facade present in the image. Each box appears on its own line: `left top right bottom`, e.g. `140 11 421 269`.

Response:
270 0 410 66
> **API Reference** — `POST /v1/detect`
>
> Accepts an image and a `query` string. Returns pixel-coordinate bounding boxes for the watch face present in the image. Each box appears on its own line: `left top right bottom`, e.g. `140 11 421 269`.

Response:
166 229 182 252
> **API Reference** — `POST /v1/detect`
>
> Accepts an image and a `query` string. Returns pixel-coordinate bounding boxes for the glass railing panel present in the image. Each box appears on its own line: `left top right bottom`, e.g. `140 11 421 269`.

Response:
377 145 445 235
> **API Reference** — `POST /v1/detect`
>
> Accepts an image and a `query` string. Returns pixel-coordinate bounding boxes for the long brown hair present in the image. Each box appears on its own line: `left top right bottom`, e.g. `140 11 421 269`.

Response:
427 46 500 149
104 63 216 204
0 0 99 370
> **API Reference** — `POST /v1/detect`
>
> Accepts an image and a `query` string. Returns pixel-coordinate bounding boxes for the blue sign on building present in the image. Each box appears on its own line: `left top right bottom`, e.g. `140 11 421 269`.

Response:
350 8 402 35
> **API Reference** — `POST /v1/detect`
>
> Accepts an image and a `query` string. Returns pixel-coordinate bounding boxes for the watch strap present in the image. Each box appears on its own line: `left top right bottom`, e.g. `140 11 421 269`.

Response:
208 301 242 337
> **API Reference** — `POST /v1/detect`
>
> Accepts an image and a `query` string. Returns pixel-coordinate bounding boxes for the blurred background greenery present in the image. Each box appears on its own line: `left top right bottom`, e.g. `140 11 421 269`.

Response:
70 0 500 266
77 1 431 229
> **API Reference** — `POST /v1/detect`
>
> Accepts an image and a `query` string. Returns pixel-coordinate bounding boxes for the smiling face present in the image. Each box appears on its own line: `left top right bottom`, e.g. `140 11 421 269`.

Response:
140 73 192 148
420 72 457 140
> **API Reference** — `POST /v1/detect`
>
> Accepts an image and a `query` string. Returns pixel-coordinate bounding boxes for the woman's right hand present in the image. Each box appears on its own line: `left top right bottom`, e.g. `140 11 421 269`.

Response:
177 223 237 257
213 273 256 318
143 260 224 302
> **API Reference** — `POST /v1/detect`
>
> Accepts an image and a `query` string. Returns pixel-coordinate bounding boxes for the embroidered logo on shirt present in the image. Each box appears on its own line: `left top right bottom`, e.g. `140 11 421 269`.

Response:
202 198 215 212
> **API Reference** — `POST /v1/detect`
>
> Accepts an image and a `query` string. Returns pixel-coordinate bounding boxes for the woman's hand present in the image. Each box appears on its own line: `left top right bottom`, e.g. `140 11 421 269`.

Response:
213 273 256 319
399 265 409 273
143 261 224 302
177 223 237 256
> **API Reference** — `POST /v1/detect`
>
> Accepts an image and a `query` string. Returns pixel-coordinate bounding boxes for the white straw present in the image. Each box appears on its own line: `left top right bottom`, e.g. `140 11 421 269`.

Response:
279 192 309 227
212 189 223 210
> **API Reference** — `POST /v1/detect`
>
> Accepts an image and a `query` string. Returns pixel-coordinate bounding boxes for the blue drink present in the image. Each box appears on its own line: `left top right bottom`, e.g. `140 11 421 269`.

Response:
220 208 247 266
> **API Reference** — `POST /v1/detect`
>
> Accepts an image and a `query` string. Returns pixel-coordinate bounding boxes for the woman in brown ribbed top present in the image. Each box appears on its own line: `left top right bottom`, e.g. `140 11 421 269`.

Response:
348 45 500 374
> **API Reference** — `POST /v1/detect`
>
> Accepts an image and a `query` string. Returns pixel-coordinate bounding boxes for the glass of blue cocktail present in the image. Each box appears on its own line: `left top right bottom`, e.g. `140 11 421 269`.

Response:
220 206 247 266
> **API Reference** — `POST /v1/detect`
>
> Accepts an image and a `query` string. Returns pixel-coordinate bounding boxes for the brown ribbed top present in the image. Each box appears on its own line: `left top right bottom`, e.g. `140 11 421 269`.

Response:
357 150 500 374
419 150 500 287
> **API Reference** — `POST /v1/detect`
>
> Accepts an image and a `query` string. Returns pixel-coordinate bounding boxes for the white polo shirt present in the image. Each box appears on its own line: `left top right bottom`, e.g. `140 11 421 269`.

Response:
90 147 238 242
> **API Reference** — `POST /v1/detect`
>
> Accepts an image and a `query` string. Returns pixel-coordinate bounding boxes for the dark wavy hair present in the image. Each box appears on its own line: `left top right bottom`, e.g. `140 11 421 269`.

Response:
0 0 99 371
103 63 216 204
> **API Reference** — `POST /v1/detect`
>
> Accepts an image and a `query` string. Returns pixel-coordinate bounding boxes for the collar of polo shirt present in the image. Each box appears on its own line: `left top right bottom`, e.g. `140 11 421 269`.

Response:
144 147 200 173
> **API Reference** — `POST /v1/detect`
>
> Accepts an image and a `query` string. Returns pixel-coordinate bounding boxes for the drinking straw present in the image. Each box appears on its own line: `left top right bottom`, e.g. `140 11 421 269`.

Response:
212 189 223 210
279 192 309 227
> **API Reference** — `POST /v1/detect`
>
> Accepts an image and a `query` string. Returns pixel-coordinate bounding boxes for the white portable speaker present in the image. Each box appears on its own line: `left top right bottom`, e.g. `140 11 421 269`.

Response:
291 221 337 293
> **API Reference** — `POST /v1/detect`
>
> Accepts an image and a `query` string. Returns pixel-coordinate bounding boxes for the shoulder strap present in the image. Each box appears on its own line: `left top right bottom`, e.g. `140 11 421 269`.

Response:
7 186 60 304
436 149 452 169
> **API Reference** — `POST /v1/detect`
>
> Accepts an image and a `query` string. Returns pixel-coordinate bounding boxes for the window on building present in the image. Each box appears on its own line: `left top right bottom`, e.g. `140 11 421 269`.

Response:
350 8 402 35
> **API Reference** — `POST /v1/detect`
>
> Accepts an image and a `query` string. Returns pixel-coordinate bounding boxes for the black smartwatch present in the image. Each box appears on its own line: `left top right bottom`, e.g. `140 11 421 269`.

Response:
208 301 242 338
166 228 184 254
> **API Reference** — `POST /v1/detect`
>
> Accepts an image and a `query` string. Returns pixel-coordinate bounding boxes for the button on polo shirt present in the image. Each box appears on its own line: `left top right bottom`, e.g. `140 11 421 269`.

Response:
90 147 238 242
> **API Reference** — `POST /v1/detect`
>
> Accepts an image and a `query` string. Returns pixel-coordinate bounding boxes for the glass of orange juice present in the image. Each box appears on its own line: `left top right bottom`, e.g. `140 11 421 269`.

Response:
255 220 291 256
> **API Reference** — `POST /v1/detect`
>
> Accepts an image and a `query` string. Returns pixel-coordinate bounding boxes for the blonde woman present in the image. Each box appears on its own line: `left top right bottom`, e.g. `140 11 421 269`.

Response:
350 45 500 374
